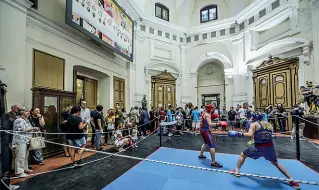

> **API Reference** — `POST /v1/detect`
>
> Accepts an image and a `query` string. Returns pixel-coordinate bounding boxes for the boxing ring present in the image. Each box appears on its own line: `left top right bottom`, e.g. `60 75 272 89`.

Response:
104 147 319 190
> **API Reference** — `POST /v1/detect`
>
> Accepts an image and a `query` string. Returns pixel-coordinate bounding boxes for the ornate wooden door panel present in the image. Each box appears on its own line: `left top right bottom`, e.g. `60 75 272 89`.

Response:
253 56 299 110
269 70 291 108
154 83 165 108
151 70 177 109
254 74 269 108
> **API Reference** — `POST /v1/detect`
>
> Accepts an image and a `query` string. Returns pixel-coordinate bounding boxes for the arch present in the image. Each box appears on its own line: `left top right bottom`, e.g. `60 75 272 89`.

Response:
145 62 181 74
245 38 310 66
189 52 232 74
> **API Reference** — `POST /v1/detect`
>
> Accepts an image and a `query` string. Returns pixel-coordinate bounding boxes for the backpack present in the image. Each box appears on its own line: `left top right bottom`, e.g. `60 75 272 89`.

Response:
59 120 69 132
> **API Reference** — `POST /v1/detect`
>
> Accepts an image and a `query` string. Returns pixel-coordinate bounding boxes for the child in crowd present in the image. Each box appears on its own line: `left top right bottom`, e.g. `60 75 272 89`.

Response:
114 131 131 152
131 125 138 148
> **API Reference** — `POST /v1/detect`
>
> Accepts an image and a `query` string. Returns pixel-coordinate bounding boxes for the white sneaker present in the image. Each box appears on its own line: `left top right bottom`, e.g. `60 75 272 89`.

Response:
291 136 294 140
168 133 173 137
10 185 20 190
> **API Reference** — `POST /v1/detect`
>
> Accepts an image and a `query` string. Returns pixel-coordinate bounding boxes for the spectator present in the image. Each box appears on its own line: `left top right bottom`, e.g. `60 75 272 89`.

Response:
220 105 228 125
12 107 39 178
290 104 306 140
131 121 138 148
191 106 201 134
129 106 140 132
114 131 131 152
66 106 88 167
166 105 174 137
61 105 72 157
141 108 149 137
28 107 45 165
80 101 90 141
277 104 287 132
92 105 104 151
149 107 155 131
266 105 276 129
105 109 115 145
4 104 21 172
228 107 236 130
158 107 167 135
153 107 160 132
238 103 248 132
199 105 205 113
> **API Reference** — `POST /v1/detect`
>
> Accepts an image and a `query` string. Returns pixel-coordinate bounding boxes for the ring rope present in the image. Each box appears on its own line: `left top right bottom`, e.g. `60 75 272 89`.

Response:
4 131 319 186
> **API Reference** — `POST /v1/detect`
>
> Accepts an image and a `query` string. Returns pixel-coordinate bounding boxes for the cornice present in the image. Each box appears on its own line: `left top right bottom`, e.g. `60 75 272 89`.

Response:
0 65 5 70
26 9 130 68
0 0 32 14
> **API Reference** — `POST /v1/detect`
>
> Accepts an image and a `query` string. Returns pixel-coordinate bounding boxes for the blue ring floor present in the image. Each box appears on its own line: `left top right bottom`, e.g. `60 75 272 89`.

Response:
103 147 319 190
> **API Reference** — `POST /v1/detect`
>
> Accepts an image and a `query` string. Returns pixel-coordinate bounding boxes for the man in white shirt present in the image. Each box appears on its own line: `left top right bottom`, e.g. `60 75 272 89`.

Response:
80 101 91 141
238 103 248 132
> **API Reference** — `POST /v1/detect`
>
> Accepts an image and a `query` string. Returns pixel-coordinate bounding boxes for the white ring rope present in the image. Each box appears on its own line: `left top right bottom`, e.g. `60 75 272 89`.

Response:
4 130 319 186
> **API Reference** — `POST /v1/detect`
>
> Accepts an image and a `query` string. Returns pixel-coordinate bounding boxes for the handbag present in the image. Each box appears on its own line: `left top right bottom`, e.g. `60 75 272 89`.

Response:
29 132 46 150
107 122 115 130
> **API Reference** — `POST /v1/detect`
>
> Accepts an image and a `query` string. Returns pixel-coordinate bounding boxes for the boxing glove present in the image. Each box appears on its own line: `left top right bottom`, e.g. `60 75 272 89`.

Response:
219 121 228 128
228 131 244 138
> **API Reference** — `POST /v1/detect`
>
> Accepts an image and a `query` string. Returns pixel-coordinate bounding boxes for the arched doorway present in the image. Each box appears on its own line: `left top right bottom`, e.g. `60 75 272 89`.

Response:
189 52 232 107
197 61 225 108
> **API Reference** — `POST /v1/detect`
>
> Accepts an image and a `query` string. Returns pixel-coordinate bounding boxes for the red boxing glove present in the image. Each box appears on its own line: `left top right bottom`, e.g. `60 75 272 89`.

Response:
211 113 219 120
219 121 228 128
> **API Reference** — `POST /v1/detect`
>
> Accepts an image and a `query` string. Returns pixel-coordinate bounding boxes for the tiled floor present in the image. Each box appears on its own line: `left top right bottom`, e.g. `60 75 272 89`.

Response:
10 143 113 185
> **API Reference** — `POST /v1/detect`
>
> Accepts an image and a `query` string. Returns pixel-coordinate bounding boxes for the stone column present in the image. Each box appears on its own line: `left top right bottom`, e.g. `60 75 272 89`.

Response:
0 0 32 109
189 73 198 105
145 69 152 110
246 65 254 107
133 30 146 106
180 45 191 106
176 74 182 107
231 36 248 106
311 0 319 83
126 62 136 109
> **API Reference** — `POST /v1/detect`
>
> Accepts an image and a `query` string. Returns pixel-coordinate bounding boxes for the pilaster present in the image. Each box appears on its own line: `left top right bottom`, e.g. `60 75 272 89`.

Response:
311 0 319 83
0 0 31 108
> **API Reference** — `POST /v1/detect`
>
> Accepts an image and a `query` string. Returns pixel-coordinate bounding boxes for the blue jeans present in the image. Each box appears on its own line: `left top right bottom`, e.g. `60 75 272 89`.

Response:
95 129 102 149
157 122 166 134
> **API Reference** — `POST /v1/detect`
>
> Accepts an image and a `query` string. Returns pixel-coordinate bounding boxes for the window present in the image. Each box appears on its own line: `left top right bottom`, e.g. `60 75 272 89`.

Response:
200 5 217 23
155 3 169 21
28 0 38 9
33 50 64 90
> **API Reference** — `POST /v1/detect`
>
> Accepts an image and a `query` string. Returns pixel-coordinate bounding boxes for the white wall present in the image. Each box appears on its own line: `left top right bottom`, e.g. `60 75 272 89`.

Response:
0 1 28 109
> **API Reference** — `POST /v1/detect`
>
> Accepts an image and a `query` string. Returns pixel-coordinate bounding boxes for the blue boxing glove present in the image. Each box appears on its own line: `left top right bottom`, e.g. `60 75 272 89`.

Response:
228 131 244 138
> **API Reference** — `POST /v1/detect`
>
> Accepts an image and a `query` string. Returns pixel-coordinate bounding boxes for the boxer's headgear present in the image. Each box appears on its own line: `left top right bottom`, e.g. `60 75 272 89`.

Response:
251 112 265 122
205 104 214 113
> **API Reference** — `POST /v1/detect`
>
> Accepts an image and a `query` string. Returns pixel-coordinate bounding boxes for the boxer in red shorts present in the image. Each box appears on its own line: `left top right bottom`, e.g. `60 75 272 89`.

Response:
198 104 227 168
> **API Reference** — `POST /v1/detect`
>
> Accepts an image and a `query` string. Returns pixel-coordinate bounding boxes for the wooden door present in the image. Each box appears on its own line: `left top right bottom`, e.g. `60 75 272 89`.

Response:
254 74 270 108
151 70 176 109
84 78 98 110
113 76 125 109
153 83 165 108
269 70 291 108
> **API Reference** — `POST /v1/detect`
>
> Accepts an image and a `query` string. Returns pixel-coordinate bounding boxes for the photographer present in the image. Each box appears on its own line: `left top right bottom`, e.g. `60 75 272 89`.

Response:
290 104 306 140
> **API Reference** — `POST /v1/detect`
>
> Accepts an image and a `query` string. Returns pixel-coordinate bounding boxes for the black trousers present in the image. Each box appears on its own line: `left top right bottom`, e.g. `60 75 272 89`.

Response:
91 127 96 146
141 123 147 136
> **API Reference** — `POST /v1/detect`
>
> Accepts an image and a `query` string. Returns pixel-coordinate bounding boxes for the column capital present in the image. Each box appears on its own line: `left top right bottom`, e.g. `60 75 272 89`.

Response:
302 45 310 65
180 45 190 52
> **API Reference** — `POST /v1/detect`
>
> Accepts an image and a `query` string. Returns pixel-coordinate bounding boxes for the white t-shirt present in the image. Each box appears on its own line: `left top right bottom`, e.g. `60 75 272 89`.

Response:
238 108 247 119
80 108 91 133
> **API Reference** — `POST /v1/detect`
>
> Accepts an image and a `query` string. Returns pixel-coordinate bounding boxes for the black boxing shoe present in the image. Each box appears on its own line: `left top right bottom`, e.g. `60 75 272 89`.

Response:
211 162 223 168
198 155 207 159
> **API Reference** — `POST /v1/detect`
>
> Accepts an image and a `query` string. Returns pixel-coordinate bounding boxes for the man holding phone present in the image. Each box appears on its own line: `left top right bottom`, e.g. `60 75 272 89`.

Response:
67 106 88 167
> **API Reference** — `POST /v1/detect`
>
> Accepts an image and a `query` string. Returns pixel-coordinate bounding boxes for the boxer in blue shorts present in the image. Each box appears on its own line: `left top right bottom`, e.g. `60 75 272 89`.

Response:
228 113 300 189
198 104 227 168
